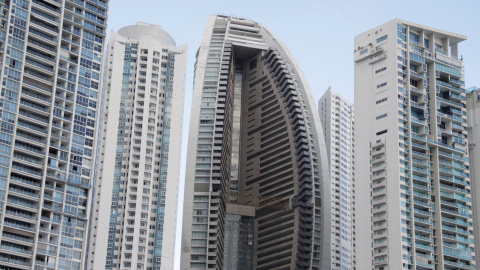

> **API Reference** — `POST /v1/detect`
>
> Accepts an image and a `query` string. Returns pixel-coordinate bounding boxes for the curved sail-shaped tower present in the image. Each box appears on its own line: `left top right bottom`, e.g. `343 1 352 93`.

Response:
181 15 330 270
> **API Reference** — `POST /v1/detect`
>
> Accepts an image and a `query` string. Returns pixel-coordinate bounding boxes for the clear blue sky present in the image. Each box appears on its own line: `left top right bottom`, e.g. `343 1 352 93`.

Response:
107 0 480 268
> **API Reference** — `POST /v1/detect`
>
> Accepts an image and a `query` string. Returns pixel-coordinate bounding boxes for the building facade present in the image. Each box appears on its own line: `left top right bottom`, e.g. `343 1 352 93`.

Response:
318 87 355 270
0 0 108 269
181 15 330 270
466 87 480 269
355 19 476 270
85 23 186 270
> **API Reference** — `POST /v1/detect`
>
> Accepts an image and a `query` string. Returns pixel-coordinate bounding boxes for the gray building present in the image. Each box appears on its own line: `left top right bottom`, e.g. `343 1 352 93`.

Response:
0 0 109 269
181 15 330 270
318 87 355 270
467 86 480 269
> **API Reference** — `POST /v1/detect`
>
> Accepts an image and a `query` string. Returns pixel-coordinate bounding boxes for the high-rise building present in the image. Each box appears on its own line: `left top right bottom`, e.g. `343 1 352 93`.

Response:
466 86 480 268
318 87 355 270
0 0 108 269
86 23 187 270
355 19 476 270
181 15 330 270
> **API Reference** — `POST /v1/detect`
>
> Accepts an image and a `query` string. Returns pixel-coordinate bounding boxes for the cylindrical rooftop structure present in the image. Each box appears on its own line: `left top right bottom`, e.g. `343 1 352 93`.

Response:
118 22 176 46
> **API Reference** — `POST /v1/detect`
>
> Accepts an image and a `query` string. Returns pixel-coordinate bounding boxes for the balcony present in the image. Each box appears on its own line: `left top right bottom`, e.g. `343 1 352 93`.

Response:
0 254 31 268
23 80 53 93
32 0 61 14
30 19 59 35
3 218 36 232
5 208 36 221
0 242 32 255
437 97 464 109
9 185 40 198
31 7 59 24
21 90 51 104
28 28 57 44
7 196 38 210
10 175 41 188
15 141 45 155
443 246 473 261
23 70 53 84
25 58 54 73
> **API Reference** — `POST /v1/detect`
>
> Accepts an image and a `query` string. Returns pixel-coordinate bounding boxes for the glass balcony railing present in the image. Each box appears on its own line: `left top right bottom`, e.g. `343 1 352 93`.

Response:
20 100 49 113
24 69 53 82
18 110 49 124
443 246 473 260
0 243 32 255
2 232 34 243
11 163 43 176
15 141 46 154
21 90 51 103
9 186 40 197
5 209 36 220
30 19 59 33
31 8 59 23
450 78 465 86
27 38 56 52
7 197 37 209
10 175 41 187
23 80 53 93
436 80 465 93
32 0 60 13
0 255 30 266
3 220 36 232
29 28 57 42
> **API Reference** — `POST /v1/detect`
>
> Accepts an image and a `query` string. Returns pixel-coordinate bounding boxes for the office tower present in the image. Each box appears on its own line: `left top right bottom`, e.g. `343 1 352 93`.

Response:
85 23 187 270
0 0 108 269
181 15 330 270
318 87 356 270
355 19 476 270
466 87 480 268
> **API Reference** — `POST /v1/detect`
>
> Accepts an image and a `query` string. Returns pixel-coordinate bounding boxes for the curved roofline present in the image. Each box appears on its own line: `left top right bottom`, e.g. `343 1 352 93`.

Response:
117 22 176 46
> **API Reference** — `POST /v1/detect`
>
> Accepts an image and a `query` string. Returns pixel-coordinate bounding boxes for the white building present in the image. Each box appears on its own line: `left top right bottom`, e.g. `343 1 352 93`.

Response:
0 0 109 269
466 87 480 269
86 23 187 270
318 87 355 270
355 19 475 270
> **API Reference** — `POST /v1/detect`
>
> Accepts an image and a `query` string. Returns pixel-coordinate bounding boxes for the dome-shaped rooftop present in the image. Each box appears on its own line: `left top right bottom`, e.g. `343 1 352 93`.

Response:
118 22 176 46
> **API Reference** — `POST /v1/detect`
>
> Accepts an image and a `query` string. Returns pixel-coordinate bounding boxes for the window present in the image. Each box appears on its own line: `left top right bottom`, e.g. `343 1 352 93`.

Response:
376 113 387 120
375 67 386 74
376 98 387 104
376 129 387 136
377 82 387 88
360 48 368 55
376 35 388 43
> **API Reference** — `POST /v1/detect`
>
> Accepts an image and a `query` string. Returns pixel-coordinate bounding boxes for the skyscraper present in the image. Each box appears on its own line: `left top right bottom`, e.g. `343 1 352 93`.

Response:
86 23 187 270
181 15 330 270
0 0 108 269
466 87 480 268
318 87 355 270
355 19 476 270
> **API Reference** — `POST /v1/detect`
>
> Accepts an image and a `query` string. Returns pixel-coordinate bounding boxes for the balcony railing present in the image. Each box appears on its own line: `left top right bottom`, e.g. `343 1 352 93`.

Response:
23 80 53 93
32 0 60 13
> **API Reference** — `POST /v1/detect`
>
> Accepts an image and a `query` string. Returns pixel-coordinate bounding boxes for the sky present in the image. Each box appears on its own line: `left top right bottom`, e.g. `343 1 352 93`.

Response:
106 0 480 268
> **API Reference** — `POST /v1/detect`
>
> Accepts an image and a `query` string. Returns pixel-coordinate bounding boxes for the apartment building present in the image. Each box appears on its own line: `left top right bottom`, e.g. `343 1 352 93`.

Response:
86 23 186 270
355 19 475 270
0 0 109 269
318 87 355 269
